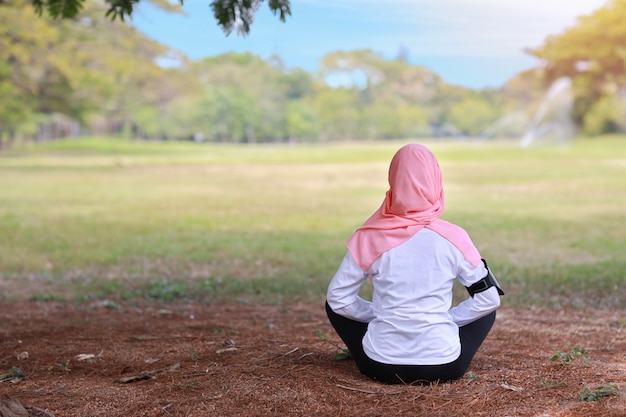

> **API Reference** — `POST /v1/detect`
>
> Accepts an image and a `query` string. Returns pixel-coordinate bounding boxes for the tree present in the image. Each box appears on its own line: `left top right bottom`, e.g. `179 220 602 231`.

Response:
313 88 361 141
582 91 626 135
31 0 291 35
0 0 195 141
0 1 48 137
446 94 499 136
0 0 86 140
285 99 318 141
527 0 626 131
186 52 305 142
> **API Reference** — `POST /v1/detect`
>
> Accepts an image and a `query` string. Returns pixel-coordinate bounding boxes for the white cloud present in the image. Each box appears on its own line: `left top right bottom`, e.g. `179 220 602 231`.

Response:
296 0 607 57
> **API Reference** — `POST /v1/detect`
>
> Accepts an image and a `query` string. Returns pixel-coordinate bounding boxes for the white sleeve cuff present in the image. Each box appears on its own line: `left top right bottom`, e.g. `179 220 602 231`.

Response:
330 297 375 323
449 286 500 327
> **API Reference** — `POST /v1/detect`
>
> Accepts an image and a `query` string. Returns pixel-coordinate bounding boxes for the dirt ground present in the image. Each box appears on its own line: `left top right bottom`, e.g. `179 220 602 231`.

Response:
0 301 624 417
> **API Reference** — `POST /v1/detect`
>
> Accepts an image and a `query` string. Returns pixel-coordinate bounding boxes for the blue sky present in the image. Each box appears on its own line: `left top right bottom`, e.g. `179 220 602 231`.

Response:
133 0 607 90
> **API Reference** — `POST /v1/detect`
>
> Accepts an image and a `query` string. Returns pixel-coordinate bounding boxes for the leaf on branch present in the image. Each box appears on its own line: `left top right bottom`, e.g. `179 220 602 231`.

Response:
211 0 259 36
33 0 84 19
211 0 290 36
268 0 291 22
104 0 141 21
30 0 290 35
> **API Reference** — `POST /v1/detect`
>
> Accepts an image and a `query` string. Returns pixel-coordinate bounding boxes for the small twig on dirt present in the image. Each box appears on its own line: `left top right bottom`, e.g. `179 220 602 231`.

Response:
242 365 300 396
216 347 238 354
130 335 161 341
336 384 379 394
161 403 174 417
283 347 299 356
430 400 454 411
75 354 96 362
272 365 300 382
75 350 105 361
252 347 309 363
115 363 180 384
181 372 208 378
130 335 194 341
201 394 223 401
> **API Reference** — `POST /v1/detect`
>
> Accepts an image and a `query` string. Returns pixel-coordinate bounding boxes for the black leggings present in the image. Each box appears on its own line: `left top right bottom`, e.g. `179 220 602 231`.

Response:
325 301 496 384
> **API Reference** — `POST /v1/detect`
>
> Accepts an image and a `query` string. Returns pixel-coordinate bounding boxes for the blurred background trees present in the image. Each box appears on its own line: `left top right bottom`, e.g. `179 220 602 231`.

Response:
528 0 626 136
1 0 625 146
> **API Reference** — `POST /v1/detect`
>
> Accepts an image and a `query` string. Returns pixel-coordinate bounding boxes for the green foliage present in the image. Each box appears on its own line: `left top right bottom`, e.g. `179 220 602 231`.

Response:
6 1 626 140
0 1 62 127
334 348 352 361
1 0 183 143
285 99 318 140
0 367 25 382
145 279 191 301
551 347 588 364
1 2 552 143
315 329 328 342
32 0 84 19
31 0 291 33
446 95 499 136
313 88 361 140
583 92 626 136
466 372 479 381
579 383 619 401
211 0 291 36
51 360 71 373
29 293 67 302
528 0 626 131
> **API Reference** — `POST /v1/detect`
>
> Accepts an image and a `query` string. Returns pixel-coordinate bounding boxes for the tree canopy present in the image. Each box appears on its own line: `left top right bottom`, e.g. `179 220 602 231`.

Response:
4 0 626 145
31 0 291 35
527 0 626 133
0 0 507 145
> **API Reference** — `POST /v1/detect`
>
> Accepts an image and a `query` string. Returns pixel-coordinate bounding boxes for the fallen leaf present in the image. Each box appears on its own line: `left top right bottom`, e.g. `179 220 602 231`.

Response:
501 383 523 392
216 347 238 354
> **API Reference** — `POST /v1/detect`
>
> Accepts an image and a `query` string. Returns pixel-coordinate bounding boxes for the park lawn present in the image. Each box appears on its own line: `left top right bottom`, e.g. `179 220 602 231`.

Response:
0 137 624 308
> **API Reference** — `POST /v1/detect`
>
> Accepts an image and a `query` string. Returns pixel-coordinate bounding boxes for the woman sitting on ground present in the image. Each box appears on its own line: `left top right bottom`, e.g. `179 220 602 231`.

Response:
326 143 503 384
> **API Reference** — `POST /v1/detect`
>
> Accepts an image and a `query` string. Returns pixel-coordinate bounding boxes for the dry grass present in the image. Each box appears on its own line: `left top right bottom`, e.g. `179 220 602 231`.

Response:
0 302 624 417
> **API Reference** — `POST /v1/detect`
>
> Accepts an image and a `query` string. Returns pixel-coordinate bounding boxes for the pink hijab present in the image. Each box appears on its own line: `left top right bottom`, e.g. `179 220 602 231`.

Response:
347 143 481 270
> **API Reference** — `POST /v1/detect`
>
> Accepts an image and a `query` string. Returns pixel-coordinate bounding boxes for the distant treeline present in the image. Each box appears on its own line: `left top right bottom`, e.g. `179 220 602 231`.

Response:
2 0 625 147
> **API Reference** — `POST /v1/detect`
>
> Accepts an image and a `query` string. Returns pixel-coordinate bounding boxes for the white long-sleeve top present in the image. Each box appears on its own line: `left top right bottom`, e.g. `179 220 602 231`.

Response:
326 228 501 365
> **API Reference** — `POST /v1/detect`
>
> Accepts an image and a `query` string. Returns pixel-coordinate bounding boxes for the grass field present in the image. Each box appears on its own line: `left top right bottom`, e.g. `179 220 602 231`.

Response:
0 137 624 308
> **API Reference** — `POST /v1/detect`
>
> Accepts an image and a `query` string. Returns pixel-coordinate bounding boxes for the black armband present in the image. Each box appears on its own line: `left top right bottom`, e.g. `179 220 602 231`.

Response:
466 259 505 297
